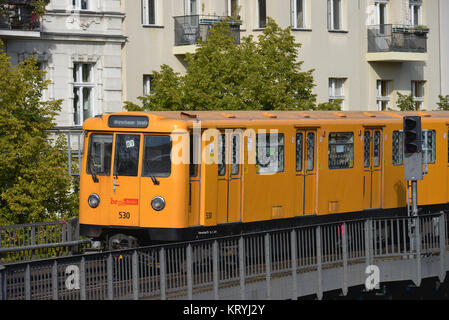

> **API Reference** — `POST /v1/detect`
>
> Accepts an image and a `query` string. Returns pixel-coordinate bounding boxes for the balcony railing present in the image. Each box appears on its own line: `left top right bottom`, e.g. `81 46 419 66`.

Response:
367 24 427 53
174 15 241 46
0 1 41 32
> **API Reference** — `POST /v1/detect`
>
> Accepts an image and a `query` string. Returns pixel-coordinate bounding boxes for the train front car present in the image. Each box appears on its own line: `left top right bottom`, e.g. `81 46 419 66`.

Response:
79 113 189 249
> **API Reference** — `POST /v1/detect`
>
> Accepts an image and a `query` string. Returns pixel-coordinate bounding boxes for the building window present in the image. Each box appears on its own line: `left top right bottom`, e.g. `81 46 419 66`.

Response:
258 0 266 28
292 0 305 28
227 0 240 19
142 0 157 25
412 80 425 110
143 75 153 95
329 78 345 109
376 80 390 111
409 0 422 26
375 0 388 25
256 133 284 174
73 63 95 126
185 0 199 15
327 0 342 30
72 0 89 10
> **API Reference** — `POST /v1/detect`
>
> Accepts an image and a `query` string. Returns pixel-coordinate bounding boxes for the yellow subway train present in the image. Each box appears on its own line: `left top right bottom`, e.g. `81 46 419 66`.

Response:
79 111 449 248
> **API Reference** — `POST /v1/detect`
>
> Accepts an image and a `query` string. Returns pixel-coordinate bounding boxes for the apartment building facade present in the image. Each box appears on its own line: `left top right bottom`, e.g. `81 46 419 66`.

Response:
123 0 448 111
0 0 125 128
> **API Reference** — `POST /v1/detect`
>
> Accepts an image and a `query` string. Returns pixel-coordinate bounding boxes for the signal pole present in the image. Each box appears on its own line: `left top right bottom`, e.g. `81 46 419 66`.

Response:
403 116 423 253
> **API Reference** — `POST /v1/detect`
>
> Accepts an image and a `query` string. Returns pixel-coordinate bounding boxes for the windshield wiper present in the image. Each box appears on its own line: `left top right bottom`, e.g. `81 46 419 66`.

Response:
145 160 160 185
87 155 99 183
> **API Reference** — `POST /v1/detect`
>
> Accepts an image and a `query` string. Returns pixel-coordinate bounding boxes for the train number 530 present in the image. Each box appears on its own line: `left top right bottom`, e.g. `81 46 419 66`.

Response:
118 211 131 219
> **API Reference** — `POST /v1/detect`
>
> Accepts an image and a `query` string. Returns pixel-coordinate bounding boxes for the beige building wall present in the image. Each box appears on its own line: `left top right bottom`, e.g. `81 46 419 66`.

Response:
123 0 444 111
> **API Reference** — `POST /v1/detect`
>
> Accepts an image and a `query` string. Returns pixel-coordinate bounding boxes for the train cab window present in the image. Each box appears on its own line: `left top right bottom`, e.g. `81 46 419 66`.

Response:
218 134 226 176
392 131 403 166
87 133 113 175
328 132 354 169
113 134 141 177
142 135 172 177
422 129 436 164
256 133 285 174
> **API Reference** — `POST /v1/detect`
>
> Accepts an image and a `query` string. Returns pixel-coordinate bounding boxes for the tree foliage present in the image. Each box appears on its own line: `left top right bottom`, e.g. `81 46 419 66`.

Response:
125 18 337 112
396 92 417 111
436 94 449 111
0 43 78 225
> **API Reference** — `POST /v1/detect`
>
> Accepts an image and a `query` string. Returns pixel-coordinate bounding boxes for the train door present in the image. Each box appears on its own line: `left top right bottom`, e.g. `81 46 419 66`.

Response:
296 130 317 215
216 130 243 224
363 128 383 209
188 132 201 226
110 133 141 226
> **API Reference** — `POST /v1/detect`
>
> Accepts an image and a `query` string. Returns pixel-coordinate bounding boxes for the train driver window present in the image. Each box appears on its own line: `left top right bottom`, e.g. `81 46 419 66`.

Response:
142 135 172 177
328 132 354 169
86 133 113 175
256 133 285 174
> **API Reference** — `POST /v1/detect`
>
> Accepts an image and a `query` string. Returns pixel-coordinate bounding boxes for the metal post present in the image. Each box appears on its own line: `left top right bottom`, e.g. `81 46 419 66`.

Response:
25 264 31 300
365 219 372 267
160 247 166 300
187 244 193 300
264 233 271 300
107 254 113 300
132 251 139 300
415 216 422 287
67 133 72 176
316 226 323 300
239 236 245 300
342 222 348 296
212 241 219 300
80 257 86 300
0 265 5 300
52 260 58 300
439 213 446 283
290 230 297 300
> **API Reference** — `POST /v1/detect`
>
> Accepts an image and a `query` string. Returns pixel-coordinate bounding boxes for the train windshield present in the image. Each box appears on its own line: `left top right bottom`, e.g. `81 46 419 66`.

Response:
142 135 172 177
113 134 141 177
87 134 113 175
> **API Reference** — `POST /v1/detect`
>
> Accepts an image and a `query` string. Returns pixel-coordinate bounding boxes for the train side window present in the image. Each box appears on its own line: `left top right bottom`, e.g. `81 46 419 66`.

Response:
256 133 285 174
114 134 141 177
328 132 354 169
306 132 315 171
142 135 172 177
87 133 113 175
364 131 371 168
189 134 199 177
373 131 381 167
218 134 226 176
296 133 303 171
392 131 403 166
422 129 436 164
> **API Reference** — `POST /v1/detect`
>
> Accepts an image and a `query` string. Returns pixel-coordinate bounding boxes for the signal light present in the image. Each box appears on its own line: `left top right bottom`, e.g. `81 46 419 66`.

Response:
403 116 422 154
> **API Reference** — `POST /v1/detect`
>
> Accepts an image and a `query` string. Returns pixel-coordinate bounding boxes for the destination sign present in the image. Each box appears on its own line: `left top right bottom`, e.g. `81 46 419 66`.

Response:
108 115 149 128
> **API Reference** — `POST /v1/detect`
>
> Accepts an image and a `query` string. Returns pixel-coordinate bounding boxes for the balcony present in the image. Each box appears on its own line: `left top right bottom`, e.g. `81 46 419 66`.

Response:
173 15 241 55
366 24 427 62
0 1 41 38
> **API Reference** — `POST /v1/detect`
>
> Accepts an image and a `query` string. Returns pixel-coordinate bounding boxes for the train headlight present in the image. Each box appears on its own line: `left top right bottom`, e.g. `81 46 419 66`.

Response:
151 196 165 211
88 193 100 208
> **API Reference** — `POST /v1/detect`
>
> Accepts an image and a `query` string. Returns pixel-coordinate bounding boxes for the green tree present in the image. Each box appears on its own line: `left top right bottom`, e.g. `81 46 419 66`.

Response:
0 43 78 225
436 94 449 111
125 18 320 112
396 92 417 111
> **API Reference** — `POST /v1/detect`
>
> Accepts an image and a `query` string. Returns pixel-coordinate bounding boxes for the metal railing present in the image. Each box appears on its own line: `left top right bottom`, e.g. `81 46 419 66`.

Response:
0 218 90 264
367 24 427 53
174 15 241 46
1 212 448 300
0 2 41 32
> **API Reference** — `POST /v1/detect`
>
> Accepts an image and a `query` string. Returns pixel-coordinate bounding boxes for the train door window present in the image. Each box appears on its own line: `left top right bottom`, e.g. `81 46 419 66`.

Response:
306 132 314 171
218 134 226 176
373 131 381 167
364 131 371 168
256 133 285 174
296 132 303 171
189 134 199 177
114 134 141 177
87 133 113 175
231 134 240 175
392 130 403 166
328 132 354 169
422 129 436 164
142 135 172 177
